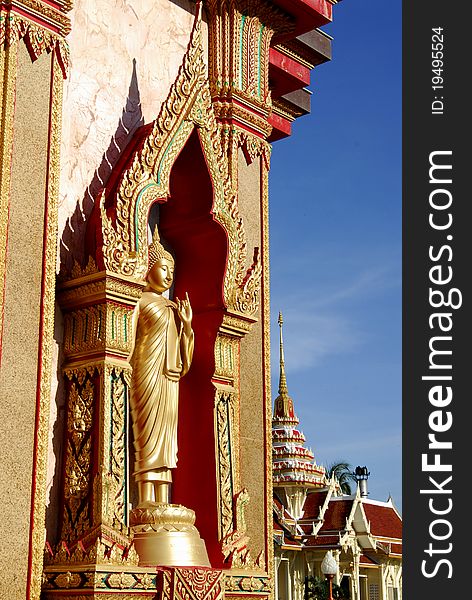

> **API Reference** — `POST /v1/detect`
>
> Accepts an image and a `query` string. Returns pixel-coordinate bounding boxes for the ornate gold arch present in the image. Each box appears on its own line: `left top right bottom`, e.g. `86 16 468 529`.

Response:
99 2 261 317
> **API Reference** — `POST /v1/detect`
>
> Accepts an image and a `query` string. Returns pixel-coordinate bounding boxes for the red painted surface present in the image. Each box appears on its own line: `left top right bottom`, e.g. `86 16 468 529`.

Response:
271 0 332 43
268 113 291 141
269 48 311 97
7 5 62 35
158 130 228 568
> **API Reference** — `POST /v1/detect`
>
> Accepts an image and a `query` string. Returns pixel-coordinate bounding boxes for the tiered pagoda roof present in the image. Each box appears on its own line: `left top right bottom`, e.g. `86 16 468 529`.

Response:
272 312 326 487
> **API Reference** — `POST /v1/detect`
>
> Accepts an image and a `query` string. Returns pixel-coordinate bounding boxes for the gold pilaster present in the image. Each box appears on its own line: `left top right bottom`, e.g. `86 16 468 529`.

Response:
260 147 273 596
28 52 64 600
206 0 293 139
43 270 145 593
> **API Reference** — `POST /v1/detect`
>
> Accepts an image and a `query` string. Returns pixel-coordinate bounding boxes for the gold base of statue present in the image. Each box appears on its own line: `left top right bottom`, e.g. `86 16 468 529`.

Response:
130 503 210 567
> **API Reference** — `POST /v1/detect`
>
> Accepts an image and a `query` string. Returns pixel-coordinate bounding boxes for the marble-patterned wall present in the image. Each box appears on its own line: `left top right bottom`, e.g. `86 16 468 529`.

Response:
58 0 208 270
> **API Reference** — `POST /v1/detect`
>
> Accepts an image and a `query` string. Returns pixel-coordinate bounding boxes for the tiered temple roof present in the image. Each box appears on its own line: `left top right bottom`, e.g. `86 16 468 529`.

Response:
272 313 326 487
274 488 403 560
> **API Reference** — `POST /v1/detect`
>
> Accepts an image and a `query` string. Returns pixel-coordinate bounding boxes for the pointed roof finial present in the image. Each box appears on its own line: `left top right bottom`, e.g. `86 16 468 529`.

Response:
278 311 289 397
273 312 296 422
272 313 326 490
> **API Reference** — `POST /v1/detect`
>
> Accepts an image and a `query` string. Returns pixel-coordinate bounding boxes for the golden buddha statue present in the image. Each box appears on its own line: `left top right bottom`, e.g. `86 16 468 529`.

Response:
129 228 194 507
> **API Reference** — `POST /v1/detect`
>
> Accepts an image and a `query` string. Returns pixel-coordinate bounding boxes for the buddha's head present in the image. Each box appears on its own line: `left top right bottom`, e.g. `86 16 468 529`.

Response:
148 257 174 293
147 227 175 293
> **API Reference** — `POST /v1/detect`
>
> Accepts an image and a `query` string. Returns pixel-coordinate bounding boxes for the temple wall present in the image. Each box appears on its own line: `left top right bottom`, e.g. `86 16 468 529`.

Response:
46 0 209 539
237 149 268 561
58 0 208 263
0 44 53 600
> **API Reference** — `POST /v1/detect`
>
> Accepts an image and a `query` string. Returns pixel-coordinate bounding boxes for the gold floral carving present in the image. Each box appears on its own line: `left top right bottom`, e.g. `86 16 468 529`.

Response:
62 377 95 541
56 360 132 562
0 7 70 77
99 3 261 318
215 392 237 540
221 488 263 569
94 363 131 533
45 536 139 568
206 0 293 104
54 571 82 589
70 255 99 279
236 129 271 168
213 100 272 139
158 567 224 600
109 373 127 526
62 302 135 358
107 573 137 590
43 565 156 597
214 336 239 381
63 305 106 357
59 272 144 310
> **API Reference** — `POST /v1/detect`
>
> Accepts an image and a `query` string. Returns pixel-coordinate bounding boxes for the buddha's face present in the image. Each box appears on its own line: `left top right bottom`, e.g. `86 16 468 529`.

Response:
147 258 174 293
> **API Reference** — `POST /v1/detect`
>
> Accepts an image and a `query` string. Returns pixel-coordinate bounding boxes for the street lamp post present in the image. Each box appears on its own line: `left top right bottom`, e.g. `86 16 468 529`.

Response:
321 551 337 600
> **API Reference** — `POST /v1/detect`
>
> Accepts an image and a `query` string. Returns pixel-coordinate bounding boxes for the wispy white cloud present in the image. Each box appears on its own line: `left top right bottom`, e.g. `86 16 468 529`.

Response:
271 310 363 373
271 262 400 373
275 261 400 310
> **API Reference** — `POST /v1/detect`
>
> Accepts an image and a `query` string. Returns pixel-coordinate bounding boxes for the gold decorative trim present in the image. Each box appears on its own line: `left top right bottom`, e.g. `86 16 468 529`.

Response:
29 52 63 600
222 488 264 568
99 3 261 318
206 0 294 102
62 375 95 541
0 8 69 77
0 41 17 355
215 391 237 540
272 97 303 122
274 42 321 71
159 566 224 600
2 0 71 35
260 154 273 590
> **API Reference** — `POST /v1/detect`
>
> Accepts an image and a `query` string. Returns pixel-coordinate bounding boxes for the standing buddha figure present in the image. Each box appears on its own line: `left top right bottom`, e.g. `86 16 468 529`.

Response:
129 227 194 506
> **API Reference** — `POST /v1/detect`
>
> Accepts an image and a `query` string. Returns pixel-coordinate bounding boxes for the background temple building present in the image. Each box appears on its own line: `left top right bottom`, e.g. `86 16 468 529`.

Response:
0 1 406 599
272 317 403 600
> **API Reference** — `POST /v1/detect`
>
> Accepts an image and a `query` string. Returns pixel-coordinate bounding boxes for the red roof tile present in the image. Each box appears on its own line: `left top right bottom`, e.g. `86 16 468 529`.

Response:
320 500 353 531
304 535 340 548
363 503 402 539
302 491 328 519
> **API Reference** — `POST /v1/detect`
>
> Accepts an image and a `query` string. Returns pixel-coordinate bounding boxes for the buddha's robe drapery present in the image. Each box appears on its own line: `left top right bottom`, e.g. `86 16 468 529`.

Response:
130 292 194 483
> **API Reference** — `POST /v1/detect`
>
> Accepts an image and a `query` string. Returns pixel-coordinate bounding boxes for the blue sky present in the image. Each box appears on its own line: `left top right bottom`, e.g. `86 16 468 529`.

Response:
269 1 402 508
